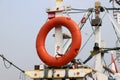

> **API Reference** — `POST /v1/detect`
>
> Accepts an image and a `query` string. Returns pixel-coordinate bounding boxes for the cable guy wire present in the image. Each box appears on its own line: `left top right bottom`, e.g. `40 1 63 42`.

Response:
0 54 24 73
2 55 12 69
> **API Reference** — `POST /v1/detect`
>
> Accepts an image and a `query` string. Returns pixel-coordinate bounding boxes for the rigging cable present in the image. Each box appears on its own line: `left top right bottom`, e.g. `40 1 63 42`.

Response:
62 8 89 17
2 55 12 69
71 8 88 12
64 11 87 14
63 8 93 51
103 57 112 76
108 2 120 43
82 12 107 64
0 54 24 73
80 12 106 53
111 22 120 43
108 53 120 67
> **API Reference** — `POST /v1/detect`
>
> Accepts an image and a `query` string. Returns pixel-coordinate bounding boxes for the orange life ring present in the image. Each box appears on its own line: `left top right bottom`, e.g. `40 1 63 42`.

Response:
36 17 82 67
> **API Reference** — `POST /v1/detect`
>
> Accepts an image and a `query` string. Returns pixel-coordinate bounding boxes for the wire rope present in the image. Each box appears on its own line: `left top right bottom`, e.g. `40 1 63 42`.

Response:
0 54 24 73
79 12 106 53
71 8 88 12
2 55 12 69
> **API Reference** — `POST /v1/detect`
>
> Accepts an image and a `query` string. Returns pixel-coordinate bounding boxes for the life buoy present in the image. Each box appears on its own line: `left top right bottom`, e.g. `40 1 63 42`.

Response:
36 17 82 67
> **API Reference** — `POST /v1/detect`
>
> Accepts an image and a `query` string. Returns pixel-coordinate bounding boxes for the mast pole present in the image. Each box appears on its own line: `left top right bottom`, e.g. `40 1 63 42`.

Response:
94 1 102 72
54 0 63 57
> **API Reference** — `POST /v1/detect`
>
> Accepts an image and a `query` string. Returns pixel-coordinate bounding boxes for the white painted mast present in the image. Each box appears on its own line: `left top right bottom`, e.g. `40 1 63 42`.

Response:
54 0 63 57
94 1 102 72
25 1 109 80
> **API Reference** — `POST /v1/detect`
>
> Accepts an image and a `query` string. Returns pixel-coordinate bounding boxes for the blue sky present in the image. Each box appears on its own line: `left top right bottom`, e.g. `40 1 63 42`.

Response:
0 0 119 80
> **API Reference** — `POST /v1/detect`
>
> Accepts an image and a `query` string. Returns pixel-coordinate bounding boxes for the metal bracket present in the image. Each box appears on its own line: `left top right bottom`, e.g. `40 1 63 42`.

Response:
46 6 71 13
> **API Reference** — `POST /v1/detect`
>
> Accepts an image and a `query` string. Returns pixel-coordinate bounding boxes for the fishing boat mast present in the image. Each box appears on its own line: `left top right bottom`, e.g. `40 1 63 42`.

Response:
54 0 63 57
94 1 102 72
24 0 120 80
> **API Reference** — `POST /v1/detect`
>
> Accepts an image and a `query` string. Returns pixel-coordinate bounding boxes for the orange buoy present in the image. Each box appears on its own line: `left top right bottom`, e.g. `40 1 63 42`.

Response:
36 17 82 67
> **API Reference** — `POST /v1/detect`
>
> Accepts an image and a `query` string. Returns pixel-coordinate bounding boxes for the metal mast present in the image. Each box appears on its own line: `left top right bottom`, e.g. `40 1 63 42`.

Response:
94 1 102 72
54 0 63 57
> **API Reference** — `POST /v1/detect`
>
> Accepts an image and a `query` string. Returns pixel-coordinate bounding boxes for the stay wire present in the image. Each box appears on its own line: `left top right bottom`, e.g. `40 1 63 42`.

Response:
63 11 87 14
108 54 120 67
79 12 106 53
0 54 24 73
111 23 120 43
82 12 106 64
63 8 92 14
103 58 111 75
71 8 88 12
63 8 93 50
110 1 120 43
2 55 12 69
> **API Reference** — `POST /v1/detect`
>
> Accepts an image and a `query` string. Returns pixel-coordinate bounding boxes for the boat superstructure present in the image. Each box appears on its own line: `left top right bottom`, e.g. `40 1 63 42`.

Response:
24 0 120 80
1 0 120 80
